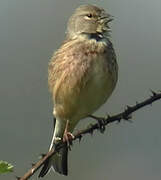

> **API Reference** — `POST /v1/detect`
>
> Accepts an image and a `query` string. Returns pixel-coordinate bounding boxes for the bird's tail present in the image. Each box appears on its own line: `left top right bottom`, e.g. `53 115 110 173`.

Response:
39 141 68 177
38 118 68 177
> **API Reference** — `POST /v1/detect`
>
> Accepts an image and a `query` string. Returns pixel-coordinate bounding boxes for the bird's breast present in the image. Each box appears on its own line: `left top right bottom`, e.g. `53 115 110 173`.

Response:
52 38 117 130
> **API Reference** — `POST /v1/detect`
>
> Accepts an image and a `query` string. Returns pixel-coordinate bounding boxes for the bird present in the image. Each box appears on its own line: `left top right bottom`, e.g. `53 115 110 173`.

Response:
39 4 118 177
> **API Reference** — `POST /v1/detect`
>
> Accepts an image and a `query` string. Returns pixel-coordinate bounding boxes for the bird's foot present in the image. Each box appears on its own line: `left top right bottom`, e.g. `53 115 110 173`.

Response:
89 115 106 133
63 132 74 142
97 118 106 133
63 132 75 150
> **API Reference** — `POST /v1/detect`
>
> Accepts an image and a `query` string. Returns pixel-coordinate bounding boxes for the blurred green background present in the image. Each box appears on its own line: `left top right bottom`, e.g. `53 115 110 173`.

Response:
0 0 161 179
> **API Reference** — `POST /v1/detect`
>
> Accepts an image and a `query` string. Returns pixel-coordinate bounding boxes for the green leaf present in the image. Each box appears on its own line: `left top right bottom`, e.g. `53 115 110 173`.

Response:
0 161 13 174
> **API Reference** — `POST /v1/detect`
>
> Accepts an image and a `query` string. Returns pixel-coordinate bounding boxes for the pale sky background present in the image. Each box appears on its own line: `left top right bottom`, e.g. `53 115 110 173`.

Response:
0 0 161 180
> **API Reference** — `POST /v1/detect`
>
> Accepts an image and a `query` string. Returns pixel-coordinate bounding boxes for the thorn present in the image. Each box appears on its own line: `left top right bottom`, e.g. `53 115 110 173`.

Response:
126 105 132 110
116 117 121 123
150 89 157 96
15 176 21 180
125 116 133 122
124 114 132 120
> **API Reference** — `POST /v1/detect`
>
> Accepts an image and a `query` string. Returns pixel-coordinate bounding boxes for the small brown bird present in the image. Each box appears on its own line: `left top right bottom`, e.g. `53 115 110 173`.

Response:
39 4 118 177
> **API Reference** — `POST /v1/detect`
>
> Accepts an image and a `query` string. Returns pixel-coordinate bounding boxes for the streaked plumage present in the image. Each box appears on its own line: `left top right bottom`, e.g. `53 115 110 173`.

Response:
39 4 118 177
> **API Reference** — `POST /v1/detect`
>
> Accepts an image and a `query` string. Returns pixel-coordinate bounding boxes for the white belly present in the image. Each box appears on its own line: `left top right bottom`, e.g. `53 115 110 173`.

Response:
68 56 116 130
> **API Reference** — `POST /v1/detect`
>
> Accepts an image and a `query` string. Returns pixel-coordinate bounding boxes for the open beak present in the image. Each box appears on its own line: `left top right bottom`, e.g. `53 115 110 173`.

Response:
102 14 114 32
97 13 114 35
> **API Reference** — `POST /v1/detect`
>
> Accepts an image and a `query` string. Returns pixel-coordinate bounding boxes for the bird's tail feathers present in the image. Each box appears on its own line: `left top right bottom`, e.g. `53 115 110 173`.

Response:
39 140 68 177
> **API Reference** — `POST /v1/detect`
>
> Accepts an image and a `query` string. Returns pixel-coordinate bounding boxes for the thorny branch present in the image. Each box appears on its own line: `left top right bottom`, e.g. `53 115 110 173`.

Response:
17 91 161 180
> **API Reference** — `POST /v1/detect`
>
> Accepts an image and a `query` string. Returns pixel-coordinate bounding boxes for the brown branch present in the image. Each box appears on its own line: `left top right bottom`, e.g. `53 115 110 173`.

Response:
18 91 161 180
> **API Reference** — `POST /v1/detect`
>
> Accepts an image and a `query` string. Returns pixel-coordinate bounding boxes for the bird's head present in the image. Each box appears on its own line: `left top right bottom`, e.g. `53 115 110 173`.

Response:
66 4 113 39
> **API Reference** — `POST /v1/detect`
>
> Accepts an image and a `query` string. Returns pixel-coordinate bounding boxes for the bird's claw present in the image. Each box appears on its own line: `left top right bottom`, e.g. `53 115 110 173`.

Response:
63 132 75 150
97 118 106 133
89 115 106 133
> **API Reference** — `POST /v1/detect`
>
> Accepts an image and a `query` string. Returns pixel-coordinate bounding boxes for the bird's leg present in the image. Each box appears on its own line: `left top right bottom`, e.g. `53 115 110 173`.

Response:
63 120 74 149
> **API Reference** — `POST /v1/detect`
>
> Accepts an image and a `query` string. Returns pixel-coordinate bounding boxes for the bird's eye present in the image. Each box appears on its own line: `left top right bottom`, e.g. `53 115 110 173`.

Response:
86 14 93 18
